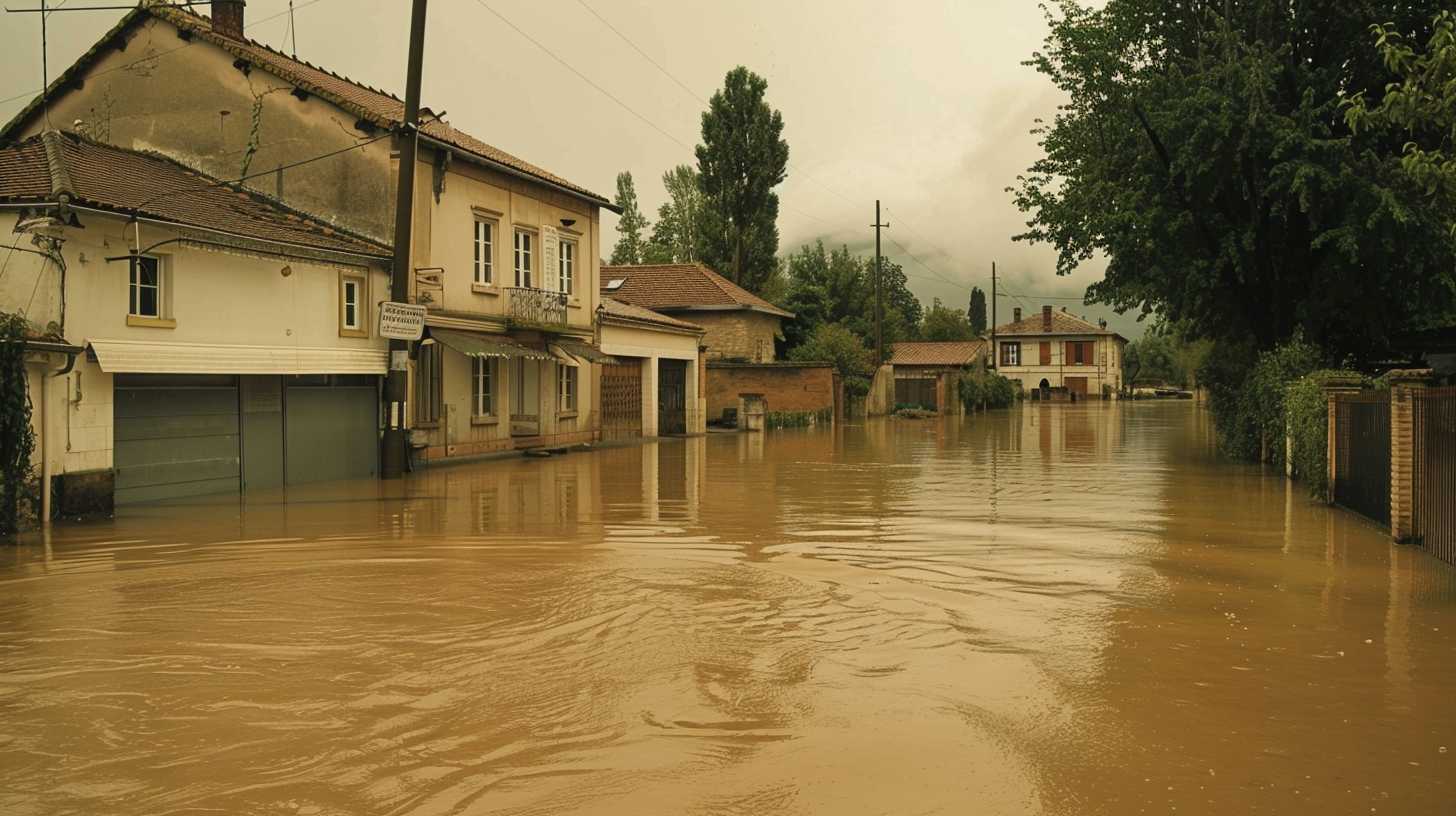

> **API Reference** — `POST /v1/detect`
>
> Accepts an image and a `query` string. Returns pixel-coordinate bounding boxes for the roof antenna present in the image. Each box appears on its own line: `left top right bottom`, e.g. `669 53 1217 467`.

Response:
289 0 297 59
40 0 52 130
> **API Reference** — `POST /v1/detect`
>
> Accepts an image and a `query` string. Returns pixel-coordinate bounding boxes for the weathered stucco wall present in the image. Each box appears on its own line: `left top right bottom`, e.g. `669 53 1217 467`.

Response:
685 311 781 362
705 362 835 423
994 335 1126 396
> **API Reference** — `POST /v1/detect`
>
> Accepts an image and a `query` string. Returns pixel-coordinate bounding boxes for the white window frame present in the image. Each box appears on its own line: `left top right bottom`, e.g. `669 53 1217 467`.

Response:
473 217 495 286
513 229 534 289
1001 342 1020 367
472 356 496 418
129 255 163 319
342 278 362 330
558 238 575 296
557 364 577 413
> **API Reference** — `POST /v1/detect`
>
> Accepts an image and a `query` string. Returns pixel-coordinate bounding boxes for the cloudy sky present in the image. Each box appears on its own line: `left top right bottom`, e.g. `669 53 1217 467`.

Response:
0 0 1140 336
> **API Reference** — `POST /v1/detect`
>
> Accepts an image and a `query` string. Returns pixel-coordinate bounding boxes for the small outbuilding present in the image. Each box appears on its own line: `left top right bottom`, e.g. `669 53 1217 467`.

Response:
883 341 988 414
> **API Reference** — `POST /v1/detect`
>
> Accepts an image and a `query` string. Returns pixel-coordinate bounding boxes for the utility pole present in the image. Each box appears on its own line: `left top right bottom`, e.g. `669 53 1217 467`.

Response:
990 261 997 369
872 200 888 366
381 0 428 480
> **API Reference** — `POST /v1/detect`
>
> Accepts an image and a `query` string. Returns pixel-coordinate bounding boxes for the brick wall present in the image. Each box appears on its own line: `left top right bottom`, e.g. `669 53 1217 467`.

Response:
688 311 782 362
706 362 835 422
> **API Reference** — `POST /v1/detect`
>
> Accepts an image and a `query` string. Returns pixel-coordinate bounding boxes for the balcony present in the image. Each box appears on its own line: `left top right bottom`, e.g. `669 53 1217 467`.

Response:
506 286 568 328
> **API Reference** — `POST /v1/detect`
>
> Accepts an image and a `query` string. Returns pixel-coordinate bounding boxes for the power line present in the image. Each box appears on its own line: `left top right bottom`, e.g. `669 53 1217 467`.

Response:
574 0 704 105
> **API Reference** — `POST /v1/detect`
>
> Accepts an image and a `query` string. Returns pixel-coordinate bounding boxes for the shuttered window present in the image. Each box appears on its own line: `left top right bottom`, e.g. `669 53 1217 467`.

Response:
1039 342 1051 365
414 343 442 427
1000 342 1021 366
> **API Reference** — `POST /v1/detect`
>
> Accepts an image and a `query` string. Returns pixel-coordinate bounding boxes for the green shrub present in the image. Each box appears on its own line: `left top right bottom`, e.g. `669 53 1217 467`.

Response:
959 362 1016 411
1284 370 1372 497
1200 334 1323 463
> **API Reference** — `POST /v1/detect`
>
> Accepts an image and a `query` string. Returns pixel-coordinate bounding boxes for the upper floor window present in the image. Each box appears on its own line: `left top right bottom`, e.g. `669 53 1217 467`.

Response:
514 229 534 288
1066 341 1095 365
339 272 368 337
1000 342 1021 367
473 218 495 285
558 238 575 296
129 256 163 318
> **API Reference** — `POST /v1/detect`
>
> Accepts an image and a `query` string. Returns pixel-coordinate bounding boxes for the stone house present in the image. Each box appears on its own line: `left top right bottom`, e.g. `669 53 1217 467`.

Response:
2 1 703 472
0 130 392 514
992 306 1127 399
886 341 988 414
600 263 793 362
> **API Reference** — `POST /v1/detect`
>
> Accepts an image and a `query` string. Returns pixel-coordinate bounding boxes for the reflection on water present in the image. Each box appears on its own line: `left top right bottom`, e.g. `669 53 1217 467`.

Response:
1 403 1454 815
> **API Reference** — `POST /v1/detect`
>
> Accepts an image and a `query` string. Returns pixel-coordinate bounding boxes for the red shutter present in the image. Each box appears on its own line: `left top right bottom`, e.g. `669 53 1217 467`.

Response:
1039 342 1051 365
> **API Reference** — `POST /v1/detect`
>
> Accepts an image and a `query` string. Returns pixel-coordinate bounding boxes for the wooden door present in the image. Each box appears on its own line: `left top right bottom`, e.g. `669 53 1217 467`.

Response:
658 359 687 435
601 361 643 442
1065 376 1088 396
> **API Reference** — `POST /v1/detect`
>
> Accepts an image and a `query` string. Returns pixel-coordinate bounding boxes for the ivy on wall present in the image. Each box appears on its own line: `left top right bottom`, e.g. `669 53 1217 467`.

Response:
0 311 37 535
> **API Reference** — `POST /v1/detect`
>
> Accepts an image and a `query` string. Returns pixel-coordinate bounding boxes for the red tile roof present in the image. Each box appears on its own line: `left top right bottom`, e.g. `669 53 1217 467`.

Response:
600 263 794 318
0 131 390 258
889 340 987 367
995 308 1121 337
0 5 612 210
600 297 704 333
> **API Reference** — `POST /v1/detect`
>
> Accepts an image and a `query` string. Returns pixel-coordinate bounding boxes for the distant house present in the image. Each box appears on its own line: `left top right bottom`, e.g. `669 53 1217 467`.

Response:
600 263 793 362
993 306 1127 399
887 341 987 413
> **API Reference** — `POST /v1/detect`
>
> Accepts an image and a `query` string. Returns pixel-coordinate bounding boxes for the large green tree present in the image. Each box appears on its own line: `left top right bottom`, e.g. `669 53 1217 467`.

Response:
645 164 704 264
696 67 789 294
1012 0 1456 361
968 287 987 334
921 298 977 341
609 171 649 265
781 241 921 353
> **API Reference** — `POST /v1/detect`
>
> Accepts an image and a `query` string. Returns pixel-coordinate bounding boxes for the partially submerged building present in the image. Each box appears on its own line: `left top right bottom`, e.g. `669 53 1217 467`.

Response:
885 340 987 414
992 306 1127 399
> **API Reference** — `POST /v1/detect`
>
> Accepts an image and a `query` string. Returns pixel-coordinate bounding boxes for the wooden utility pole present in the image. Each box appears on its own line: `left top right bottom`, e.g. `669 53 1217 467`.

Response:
990 261 997 369
381 0 428 480
872 200 888 365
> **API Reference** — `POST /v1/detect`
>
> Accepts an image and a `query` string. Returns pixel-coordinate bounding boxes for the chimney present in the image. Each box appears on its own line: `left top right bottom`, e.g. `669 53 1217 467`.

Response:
1013 307 1022 323
212 0 246 39
1042 305 1052 331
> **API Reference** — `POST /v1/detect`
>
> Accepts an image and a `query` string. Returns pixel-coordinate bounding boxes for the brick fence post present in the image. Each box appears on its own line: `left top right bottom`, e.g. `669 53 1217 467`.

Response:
1388 369 1432 544
1321 375 1366 505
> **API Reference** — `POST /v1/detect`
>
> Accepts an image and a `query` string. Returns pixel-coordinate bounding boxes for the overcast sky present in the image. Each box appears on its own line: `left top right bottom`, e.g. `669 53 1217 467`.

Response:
0 0 1140 336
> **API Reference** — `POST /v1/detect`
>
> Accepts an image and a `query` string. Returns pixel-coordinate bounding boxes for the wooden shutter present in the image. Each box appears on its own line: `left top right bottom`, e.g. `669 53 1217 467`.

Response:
1039 342 1051 365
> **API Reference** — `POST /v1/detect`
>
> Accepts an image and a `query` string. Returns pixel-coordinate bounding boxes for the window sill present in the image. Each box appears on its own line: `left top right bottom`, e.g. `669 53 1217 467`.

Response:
414 421 441 430
127 315 177 329
471 283 500 296
339 327 369 339
557 410 579 420
470 415 499 426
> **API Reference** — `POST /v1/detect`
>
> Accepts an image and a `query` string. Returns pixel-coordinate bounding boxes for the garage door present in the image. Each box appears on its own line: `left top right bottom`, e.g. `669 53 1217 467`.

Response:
114 375 241 505
601 361 643 442
1065 376 1089 397
284 380 378 484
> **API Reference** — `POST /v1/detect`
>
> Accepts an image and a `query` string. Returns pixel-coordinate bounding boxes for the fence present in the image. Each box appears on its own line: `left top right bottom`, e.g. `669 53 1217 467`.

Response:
1332 390 1391 526
1413 387 1456 564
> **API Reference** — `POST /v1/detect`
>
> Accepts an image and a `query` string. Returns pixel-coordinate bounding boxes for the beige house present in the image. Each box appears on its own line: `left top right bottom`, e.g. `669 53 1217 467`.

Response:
600 263 792 362
2 1 657 469
0 131 392 515
992 306 1127 399
598 299 707 438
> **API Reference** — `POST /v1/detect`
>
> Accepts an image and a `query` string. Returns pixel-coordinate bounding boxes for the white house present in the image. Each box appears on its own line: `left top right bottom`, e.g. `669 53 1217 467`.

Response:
992 306 1127 399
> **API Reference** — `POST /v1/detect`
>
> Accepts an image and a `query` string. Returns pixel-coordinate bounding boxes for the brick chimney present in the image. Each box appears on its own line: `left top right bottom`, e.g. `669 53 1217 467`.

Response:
1042 305 1052 331
212 0 246 39
1013 307 1022 323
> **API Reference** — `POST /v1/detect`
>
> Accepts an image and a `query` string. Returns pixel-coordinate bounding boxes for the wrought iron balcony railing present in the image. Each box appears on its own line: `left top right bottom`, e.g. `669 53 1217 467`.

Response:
506 287 568 327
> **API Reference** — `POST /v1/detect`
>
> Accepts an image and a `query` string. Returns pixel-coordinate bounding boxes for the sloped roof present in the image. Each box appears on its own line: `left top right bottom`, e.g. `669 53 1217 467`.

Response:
600 297 704 333
0 4 613 211
600 263 794 318
995 308 1121 338
0 131 390 258
889 340 987 367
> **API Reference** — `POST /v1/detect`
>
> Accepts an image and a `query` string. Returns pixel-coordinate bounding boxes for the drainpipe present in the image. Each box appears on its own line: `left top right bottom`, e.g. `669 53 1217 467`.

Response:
41 350 77 527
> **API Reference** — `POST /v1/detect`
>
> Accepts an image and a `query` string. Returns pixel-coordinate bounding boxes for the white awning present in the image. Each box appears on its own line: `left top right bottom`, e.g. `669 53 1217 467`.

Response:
547 343 579 367
87 340 388 375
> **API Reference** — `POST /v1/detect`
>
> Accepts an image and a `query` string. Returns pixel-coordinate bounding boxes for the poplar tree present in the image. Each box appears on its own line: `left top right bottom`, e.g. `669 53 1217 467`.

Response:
609 171 649 265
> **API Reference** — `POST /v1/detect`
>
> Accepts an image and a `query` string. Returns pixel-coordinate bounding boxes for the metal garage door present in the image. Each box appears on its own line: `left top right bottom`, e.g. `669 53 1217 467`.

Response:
284 378 379 484
114 375 241 505
601 361 643 442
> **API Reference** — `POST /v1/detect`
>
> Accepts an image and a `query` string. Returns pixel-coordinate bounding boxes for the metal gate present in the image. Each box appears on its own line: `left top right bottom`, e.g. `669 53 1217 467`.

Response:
1414 387 1456 564
1333 390 1391 525
601 361 643 442
658 359 687 436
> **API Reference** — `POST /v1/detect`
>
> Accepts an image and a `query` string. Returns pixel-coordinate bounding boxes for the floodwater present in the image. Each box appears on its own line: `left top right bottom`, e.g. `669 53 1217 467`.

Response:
2 403 1454 815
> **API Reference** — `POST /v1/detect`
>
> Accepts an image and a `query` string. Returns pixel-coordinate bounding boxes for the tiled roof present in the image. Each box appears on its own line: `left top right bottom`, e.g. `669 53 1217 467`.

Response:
600 297 704 333
0 131 390 258
995 308 1118 337
0 4 612 210
889 340 987 367
600 263 794 318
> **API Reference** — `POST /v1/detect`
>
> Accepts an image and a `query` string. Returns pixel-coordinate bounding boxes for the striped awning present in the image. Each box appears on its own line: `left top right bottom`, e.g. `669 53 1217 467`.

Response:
428 329 553 360
87 339 387 374
552 339 619 365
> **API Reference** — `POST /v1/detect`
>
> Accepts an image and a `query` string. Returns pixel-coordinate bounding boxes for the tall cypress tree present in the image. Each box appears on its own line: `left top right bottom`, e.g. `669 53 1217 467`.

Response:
609 171 649 265
968 287 987 334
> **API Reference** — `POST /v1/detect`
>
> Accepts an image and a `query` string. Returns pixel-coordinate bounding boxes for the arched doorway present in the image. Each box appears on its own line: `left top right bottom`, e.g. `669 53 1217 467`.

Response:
1039 378 1051 401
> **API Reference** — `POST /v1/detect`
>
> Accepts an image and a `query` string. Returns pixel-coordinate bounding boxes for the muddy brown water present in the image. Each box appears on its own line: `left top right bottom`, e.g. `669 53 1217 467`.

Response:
2 403 1454 815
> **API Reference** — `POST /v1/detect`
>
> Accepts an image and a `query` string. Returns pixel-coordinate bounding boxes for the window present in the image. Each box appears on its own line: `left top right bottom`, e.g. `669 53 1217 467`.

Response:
414 343 442 426
472 357 495 418
1066 341 1096 365
129 256 162 318
513 229 534 288
558 239 575 295
1000 342 1021 367
1039 342 1051 366
338 273 368 337
473 218 495 285
557 364 577 413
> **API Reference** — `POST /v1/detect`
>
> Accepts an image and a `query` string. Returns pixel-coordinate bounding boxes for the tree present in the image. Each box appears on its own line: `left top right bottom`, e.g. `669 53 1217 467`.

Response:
921 298 976 341
788 323 875 395
780 242 923 355
609 171 649 265
968 287 987 334
645 164 703 263
696 67 789 294
1344 10 1456 235
1011 0 1456 362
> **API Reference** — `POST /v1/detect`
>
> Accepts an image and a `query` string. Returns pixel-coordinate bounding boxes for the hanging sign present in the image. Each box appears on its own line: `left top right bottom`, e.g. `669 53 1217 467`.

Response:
379 301 427 341
540 224 560 290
